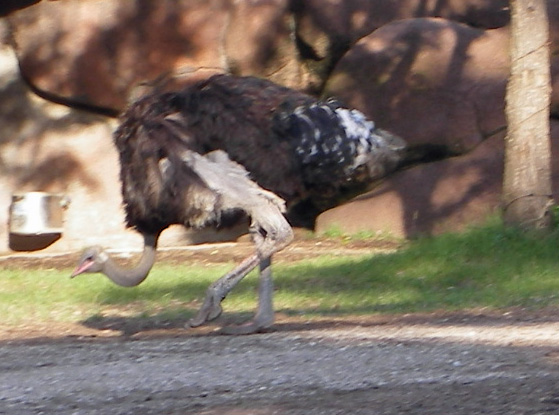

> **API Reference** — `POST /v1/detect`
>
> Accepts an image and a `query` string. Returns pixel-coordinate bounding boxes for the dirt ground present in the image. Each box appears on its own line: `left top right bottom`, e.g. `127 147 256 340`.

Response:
2 238 559 414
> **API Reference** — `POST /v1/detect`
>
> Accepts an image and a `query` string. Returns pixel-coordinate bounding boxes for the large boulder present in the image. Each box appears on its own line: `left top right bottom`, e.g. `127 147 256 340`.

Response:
8 0 230 113
316 121 559 238
7 0 314 113
293 0 509 91
224 0 310 91
316 131 504 237
324 18 511 158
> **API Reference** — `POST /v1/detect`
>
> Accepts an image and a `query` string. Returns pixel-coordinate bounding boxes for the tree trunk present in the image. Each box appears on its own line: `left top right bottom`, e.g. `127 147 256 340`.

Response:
502 0 553 230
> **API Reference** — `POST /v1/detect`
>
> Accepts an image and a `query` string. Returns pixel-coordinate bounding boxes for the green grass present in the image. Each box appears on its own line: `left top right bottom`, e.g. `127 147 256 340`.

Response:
3 218 559 326
276 224 559 315
320 224 397 242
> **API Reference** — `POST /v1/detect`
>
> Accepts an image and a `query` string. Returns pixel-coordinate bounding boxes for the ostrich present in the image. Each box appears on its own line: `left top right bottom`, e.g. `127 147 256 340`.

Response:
71 74 407 334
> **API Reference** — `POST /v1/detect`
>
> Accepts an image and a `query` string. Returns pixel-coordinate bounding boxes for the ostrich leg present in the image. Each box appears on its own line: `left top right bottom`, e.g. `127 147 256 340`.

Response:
187 253 260 328
219 256 275 335
183 149 293 333
188 204 293 333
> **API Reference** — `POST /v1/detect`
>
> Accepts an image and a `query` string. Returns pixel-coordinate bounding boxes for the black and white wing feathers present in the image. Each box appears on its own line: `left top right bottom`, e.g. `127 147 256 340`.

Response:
274 99 406 191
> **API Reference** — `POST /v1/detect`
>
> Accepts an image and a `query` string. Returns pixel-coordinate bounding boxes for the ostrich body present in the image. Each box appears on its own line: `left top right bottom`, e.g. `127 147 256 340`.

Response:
72 74 407 334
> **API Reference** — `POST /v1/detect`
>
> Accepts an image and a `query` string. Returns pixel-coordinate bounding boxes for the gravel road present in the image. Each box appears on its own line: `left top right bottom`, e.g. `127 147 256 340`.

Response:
2 314 559 414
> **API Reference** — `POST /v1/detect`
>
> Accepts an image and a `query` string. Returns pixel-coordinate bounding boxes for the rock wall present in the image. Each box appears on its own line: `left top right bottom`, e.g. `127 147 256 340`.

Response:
7 0 512 112
1 0 559 253
316 123 559 237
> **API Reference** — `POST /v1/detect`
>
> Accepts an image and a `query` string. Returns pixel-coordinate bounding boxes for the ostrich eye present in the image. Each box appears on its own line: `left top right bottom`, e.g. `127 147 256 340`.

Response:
84 254 95 263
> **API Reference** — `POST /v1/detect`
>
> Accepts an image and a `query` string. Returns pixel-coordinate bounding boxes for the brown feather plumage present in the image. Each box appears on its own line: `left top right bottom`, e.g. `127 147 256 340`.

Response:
113 74 406 234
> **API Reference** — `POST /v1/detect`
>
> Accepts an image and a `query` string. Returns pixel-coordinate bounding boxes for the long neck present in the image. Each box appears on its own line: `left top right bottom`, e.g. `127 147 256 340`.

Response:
103 234 158 287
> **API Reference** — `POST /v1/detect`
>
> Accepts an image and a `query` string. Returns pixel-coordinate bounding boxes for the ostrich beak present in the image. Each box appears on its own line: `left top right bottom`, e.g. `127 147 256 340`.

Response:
70 259 93 278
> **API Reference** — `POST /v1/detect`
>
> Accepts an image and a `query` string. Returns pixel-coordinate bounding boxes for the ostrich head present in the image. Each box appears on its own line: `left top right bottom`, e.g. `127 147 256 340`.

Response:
70 235 158 287
71 246 108 277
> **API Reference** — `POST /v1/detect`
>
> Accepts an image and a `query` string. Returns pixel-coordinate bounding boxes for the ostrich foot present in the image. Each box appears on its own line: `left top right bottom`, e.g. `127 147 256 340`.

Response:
187 254 260 329
219 256 275 335
187 299 223 328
